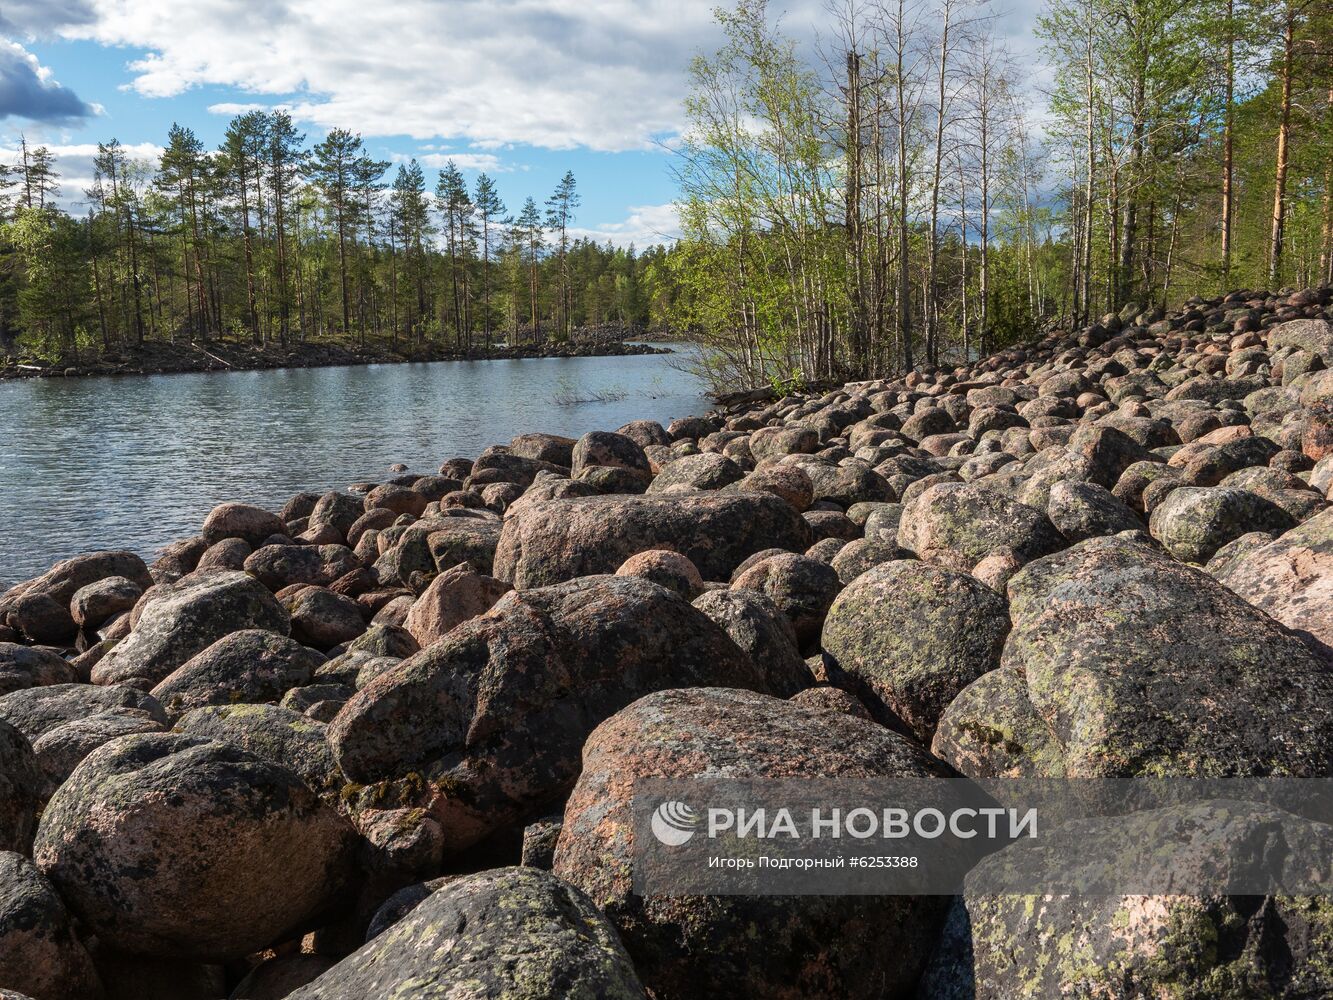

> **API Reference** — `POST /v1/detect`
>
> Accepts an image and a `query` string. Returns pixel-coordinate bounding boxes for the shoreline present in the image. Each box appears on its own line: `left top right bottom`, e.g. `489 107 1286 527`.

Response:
0 337 674 382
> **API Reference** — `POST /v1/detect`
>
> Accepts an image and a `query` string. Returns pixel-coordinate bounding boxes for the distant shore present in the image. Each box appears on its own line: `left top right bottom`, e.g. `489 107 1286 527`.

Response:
0 336 675 381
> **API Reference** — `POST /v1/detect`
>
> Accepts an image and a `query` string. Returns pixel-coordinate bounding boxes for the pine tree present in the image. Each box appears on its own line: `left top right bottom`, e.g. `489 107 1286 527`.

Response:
545 171 579 338
473 172 506 348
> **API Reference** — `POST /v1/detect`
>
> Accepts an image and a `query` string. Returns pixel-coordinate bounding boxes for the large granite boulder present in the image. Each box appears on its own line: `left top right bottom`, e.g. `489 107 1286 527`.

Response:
401 562 511 648
1148 486 1296 563
553 687 952 1000
0 552 152 618
493 493 813 588
0 851 102 1000
287 867 646 1000
92 571 289 690
173 704 341 799
34 733 357 959
0 721 40 854
329 576 766 851
0 645 75 697
691 589 811 696
200 503 287 547
149 630 324 723
822 560 1010 743
1214 506 1333 648
921 802 1333 998
898 483 1064 572
933 536 1333 778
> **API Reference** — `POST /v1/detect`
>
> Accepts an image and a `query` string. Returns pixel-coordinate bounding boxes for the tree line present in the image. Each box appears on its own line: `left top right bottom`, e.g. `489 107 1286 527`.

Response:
0 120 677 361
671 0 1333 390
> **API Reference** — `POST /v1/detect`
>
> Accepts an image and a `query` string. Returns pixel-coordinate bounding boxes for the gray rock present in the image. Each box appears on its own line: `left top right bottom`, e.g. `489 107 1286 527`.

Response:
0 644 75 697
823 560 1010 743
1148 486 1296 563
150 630 324 722
730 552 841 646
933 536 1333 778
898 482 1064 572
173 704 340 798
0 721 40 853
0 851 102 1000
494 492 812 588
1046 481 1142 542
328 576 767 852
92 571 290 689
553 687 951 1000
34 733 356 960
287 867 646 1000
691 589 811 697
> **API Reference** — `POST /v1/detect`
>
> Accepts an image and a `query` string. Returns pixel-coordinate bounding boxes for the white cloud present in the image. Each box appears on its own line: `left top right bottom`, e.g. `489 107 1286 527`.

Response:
54 0 750 152
0 140 164 209
402 152 509 173
570 202 680 249
206 102 272 116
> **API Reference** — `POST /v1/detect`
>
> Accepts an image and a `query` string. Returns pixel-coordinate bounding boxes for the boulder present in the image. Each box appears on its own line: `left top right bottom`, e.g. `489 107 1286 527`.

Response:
0 851 102 1000
0 721 40 853
728 465 815 511
328 576 766 851
494 493 812 588
286 868 646 1000
401 562 511 648
173 704 341 798
647 453 745 493
92 571 290 689
34 733 356 959
730 552 841 646
30 712 165 799
1148 486 1296 563
287 588 366 649
509 432 576 466
829 537 906 584
7 596 75 645
300 492 364 545
69 577 143 630
1214 506 1333 648
200 503 287 547
1046 480 1141 542
933 536 1333 778
898 483 1064 572
553 687 951 1000
0 644 75 697
0 552 152 616
195 538 252 572
615 550 705 600
691 589 811 696
0 683 166 742
571 431 651 483
921 803 1333 998
242 545 359 590
822 560 1010 743
228 955 335 1000
149 630 324 722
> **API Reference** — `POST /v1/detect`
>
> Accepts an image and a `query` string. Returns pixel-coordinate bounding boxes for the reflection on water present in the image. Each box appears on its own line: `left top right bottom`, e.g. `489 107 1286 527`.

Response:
0 346 708 583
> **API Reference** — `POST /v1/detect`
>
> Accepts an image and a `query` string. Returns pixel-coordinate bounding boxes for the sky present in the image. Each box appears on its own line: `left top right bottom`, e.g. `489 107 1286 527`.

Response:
0 0 1045 248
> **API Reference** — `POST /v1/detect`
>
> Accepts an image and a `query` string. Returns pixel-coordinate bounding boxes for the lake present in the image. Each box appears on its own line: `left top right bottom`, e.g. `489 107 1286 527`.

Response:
0 346 709 585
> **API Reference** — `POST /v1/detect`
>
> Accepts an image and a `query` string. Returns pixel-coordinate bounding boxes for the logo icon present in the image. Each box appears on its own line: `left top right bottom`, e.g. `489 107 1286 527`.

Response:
651 800 700 846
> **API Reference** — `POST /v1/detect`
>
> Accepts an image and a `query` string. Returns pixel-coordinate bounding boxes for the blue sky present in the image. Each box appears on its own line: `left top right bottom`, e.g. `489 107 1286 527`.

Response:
1 0 1045 246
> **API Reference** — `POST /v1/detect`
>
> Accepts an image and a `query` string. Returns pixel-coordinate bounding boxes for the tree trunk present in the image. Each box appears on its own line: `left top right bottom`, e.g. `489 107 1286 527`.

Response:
1268 6 1295 288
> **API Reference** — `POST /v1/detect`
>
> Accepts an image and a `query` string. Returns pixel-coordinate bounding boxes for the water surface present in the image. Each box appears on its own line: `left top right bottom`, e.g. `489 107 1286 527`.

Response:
0 346 707 584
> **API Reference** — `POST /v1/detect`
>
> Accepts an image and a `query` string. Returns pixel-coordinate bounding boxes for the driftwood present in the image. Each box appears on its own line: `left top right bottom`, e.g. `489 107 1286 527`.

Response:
192 343 234 368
